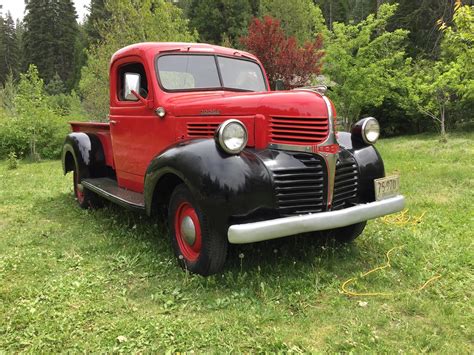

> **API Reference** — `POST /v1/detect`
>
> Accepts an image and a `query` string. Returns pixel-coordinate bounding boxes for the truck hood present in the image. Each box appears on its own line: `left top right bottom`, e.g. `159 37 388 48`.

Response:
165 90 329 118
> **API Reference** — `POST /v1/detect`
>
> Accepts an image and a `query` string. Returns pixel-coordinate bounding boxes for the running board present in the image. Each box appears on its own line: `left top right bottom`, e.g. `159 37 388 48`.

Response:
82 178 145 211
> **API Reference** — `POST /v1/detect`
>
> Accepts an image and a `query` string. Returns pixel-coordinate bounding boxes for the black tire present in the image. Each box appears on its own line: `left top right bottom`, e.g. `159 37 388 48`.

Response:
168 184 228 276
320 221 367 243
72 165 102 209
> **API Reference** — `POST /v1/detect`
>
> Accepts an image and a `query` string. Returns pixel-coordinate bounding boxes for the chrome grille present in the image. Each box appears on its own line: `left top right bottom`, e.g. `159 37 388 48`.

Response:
187 122 219 138
269 116 329 145
271 153 326 216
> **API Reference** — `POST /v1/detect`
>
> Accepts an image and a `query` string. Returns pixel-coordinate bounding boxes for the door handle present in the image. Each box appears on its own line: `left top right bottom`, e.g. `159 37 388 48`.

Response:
110 120 117 125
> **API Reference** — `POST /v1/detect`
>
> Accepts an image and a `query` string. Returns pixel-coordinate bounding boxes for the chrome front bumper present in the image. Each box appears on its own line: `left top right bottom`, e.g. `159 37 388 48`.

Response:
228 195 405 244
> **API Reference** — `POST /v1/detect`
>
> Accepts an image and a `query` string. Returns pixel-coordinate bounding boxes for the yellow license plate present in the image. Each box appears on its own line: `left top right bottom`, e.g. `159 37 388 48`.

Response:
374 175 400 201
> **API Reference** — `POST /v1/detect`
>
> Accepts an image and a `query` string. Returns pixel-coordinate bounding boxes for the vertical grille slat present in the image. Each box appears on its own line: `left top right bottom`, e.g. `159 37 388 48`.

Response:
332 158 359 210
269 116 329 145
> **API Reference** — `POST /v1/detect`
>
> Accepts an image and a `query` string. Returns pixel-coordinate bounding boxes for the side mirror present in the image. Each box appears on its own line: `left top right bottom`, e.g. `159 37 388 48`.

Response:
124 72 141 101
274 79 285 91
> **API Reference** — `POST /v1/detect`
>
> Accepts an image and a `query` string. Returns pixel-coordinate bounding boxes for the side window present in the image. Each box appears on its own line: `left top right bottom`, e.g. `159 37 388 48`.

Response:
118 62 148 101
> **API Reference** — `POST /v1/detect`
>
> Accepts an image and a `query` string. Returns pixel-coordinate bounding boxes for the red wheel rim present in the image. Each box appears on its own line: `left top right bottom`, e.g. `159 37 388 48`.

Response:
73 170 84 204
174 201 202 262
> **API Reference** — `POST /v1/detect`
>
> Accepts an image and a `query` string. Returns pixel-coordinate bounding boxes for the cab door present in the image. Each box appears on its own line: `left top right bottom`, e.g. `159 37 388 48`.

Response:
109 56 163 192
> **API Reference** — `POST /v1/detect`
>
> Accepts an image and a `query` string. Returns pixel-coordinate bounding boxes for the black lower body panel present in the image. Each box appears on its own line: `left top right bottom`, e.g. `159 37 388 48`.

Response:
81 178 145 211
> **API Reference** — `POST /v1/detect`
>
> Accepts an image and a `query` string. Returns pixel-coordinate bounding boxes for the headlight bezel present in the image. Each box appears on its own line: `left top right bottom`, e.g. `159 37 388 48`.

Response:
352 117 380 145
215 119 248 154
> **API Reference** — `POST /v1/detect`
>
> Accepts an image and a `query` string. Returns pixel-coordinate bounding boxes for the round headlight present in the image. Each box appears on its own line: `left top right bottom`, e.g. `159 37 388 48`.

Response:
216 119 248 154
361 117 380 144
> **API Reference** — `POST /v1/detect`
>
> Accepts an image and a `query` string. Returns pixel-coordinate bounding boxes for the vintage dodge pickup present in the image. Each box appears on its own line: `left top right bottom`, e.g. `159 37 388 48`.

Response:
62 42 405 275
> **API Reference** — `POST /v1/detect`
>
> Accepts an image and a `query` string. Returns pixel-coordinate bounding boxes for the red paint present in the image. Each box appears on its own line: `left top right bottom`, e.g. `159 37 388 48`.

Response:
69 42 335 193
313 144 339 154
174 201 202 262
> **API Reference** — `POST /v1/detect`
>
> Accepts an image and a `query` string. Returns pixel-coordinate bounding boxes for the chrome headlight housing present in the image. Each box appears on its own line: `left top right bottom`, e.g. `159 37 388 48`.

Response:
215 119 248 154
352 117 380 145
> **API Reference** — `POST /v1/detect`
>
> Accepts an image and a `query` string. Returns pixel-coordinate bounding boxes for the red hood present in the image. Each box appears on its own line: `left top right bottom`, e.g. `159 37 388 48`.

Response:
164 90 329 118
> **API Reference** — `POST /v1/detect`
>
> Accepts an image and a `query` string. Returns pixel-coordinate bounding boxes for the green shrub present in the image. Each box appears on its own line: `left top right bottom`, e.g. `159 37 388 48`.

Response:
0 65 70 160
6 151 19 169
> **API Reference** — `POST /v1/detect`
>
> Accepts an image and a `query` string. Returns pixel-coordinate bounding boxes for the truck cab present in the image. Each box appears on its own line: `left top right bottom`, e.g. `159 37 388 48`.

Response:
62 42 405 275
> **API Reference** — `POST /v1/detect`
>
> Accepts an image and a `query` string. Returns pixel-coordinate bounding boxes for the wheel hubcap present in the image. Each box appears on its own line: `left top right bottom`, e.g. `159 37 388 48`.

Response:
180 216 196 246
175 201 202 262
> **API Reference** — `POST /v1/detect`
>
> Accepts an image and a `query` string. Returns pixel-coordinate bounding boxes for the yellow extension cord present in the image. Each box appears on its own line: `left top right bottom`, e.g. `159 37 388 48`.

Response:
340 210 441 297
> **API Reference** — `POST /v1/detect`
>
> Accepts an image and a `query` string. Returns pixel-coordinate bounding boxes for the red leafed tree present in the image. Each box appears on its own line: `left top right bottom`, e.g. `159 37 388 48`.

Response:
240 16 324 89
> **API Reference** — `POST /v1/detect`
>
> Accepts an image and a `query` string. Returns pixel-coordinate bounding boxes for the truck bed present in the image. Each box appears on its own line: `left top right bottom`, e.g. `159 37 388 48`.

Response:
69 121 115 169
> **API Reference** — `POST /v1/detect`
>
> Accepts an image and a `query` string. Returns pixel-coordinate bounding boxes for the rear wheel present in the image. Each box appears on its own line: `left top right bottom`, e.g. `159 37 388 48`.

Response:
72 165 101 209
168 184 227 275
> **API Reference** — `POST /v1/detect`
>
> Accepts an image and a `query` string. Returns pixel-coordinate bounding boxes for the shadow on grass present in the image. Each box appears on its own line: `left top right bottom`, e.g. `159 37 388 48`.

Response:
34 192 365 280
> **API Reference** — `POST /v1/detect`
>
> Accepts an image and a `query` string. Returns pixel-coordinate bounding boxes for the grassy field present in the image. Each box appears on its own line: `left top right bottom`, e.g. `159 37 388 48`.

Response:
0 133 472 352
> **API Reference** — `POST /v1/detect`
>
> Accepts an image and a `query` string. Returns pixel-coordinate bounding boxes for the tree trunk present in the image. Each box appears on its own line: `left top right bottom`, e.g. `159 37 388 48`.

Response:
440 103 447 141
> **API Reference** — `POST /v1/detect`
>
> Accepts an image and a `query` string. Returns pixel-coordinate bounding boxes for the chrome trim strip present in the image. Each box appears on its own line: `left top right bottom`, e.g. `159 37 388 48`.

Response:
319 95 338 207
268 143 313 152
228 195 405 244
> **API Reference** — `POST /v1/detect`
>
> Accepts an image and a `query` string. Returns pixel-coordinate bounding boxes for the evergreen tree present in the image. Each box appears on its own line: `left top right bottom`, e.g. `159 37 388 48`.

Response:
84 0 111 44
23 0 79 91
0 12 20 84
189 0 254 45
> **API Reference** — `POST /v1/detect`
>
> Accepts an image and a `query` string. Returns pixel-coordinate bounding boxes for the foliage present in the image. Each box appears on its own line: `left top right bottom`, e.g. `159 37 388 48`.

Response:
0 65 69 159
241 16 324 89
6 151 19 169
0 133 473 351
188 0 255 46
0 71 17 115
322 3 409 130
23 0 80 90
405 4 474 138
84 0 112 45
260 0 329 43
387 0 457 59
0 12 20 85
79 0 197 120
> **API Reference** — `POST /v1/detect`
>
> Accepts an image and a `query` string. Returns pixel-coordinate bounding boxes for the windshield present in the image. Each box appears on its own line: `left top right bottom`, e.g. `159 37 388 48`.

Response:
157 54 267 92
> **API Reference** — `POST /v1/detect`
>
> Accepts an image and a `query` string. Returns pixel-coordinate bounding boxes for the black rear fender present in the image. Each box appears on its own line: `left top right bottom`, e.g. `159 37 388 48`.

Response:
62 132 107 178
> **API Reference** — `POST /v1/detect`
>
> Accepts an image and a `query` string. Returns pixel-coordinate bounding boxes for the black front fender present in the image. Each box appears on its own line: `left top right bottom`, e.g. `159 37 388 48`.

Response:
144 139 276 232
337 132 385 202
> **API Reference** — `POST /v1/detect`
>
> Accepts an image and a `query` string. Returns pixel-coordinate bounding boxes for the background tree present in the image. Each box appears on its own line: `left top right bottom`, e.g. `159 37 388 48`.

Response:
188 0 253 45
260 0 328 43
322 3 409 130
406 4 474 139
23 0 80 91
240 16 324 89
387 0 457 60
79 0 197 120
0 12 20 85
84 0 111 45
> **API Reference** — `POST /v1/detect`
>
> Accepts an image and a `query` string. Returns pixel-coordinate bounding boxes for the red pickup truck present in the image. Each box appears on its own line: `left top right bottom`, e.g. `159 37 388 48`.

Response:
62 42 405 275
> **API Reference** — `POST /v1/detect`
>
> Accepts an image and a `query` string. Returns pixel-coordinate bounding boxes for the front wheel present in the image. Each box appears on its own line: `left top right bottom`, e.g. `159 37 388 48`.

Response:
168 184 227 275
320 221 367 243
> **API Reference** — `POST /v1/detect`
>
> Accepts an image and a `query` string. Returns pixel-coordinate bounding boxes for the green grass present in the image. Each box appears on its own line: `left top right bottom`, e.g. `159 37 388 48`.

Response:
0 133 473 352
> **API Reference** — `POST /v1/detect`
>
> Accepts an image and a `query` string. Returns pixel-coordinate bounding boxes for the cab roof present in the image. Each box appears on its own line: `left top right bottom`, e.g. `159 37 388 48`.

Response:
111 42 260 64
